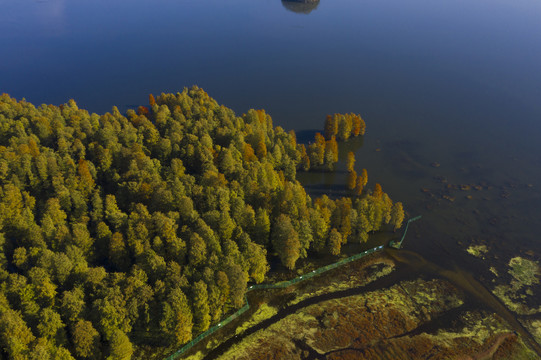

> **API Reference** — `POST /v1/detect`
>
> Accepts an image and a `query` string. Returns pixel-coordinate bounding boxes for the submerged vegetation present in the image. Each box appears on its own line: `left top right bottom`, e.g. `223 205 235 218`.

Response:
508 257 540 289
214 249 541 360
466 244 489 259
217 277 535 360
0 87 403 359
492 257 541 316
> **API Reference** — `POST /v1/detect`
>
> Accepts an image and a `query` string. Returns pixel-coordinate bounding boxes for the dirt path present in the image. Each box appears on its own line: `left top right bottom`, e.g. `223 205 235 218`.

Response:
455 332 516 360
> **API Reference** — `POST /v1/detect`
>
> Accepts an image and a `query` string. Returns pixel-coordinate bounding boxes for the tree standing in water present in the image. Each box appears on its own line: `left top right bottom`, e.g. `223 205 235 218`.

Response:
346 151 355 173
347 170 357 190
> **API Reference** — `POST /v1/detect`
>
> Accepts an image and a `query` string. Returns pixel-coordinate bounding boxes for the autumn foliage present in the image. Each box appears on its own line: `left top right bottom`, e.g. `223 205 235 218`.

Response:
0 88 403 359
323 113 365 141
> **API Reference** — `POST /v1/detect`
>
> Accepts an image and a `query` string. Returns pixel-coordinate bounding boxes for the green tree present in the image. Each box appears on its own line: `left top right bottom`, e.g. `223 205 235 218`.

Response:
176 298 194 345
90 190 104 223
219 148 237 176
224 263 246 309
313 132 326 165
107 329 133 360
390 202 405 231
191 280 210 334
41 197 69 250
109 232 130 271
309 208 329 253
165 287 193 345
214 270 229 307
188 232 207 267
160 284 193 345
244 242 268 283
252 208 271 246
154 212 186 261
60 287 86 325
271 214 300 270
28 266 57 307
105 195 127 231
37 308 66 345
126 204 151 258
324 136 339 170
297 219 313 258
0 309 35 359
327 228 342 255
218 212 235 241
337 115 352 141
71 319 101 359
92 288 130 338
71 223 94 257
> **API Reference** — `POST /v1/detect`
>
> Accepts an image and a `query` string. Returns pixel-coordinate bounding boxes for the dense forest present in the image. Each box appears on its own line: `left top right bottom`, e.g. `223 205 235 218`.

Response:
0 87 403 359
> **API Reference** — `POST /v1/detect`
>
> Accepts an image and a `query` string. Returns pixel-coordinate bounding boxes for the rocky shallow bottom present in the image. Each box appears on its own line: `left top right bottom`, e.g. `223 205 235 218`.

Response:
217 277 537 359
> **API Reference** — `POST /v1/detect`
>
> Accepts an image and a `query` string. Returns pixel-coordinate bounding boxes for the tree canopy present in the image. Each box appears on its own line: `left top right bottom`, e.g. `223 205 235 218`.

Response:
0 87 403 358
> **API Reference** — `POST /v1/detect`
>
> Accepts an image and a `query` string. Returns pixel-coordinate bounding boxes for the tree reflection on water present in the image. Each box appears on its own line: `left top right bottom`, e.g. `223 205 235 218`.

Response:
281 0 320 14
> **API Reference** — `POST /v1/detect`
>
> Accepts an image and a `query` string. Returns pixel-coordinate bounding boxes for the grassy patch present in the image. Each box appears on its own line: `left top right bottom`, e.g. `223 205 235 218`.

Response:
216 278 536 360
522 319 541 346
509 257 540 289
466 244 489 258
492 256 541 316
493 285 541 315
425 312 538 360
184 351 204 360
235 303 277 335
289 260 395 306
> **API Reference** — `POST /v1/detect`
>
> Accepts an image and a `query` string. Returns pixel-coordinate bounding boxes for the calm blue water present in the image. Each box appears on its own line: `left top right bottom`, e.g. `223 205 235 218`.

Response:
2 0 541 268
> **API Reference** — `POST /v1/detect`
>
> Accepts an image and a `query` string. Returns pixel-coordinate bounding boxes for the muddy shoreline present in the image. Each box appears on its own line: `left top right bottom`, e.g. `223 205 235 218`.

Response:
153 247 540 360
200 249 540 359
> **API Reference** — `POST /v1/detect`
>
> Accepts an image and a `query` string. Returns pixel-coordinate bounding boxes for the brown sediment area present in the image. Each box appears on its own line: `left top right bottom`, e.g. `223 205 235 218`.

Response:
208 249 540 360
217 277 534 360
386 249 541 356
456 332 516 360
287 255 396 306
191 252 399 360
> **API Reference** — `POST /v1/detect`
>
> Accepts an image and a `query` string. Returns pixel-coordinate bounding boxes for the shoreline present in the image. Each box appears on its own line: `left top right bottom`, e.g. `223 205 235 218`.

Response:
163 246 394 360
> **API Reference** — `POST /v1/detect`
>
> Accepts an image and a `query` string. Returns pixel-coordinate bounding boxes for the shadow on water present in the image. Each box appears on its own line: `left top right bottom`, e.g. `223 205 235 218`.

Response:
295 129 319 144
301 183 348 199
386 248 541 357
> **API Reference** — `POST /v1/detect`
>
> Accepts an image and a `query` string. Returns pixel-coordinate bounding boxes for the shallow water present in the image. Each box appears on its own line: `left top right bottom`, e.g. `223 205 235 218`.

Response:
387 248 541 356
1 0 540 316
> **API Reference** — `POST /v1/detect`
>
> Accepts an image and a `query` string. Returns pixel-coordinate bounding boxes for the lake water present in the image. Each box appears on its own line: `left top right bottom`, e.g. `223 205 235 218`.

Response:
2 0 541 283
